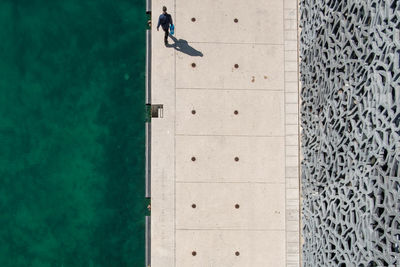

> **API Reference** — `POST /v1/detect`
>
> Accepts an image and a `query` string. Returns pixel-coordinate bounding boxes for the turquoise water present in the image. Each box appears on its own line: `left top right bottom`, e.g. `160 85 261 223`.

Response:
0 1 146 266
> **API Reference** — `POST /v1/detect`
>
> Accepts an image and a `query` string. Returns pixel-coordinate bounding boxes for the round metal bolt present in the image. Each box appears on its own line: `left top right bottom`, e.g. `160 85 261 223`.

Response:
235 251 240 256
234 64 239 69
191 17 196 22
191 156 196 162
192 63 196 68
234 110 239 115
234 18 239 23
234 157 239 162
192 110 196 115
235 204 240 209
192 204 197 209
192 251 197 256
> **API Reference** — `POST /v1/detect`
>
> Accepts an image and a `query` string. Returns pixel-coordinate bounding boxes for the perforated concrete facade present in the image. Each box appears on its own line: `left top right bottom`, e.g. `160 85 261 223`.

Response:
150 0 300 266
300 0 400 266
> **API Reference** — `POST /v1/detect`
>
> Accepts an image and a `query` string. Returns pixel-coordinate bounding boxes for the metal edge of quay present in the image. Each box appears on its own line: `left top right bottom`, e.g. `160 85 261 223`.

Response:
145 1 151 266
145 215 151 267
145 121 151 199
146 0 151 14
146 28 151 105
145 0 152 198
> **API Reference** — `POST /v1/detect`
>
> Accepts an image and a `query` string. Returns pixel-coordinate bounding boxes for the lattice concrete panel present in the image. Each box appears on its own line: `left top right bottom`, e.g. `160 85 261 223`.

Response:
300 0 400 266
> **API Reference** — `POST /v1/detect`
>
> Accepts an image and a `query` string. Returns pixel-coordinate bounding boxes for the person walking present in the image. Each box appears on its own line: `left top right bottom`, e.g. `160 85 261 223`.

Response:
157 6 173 45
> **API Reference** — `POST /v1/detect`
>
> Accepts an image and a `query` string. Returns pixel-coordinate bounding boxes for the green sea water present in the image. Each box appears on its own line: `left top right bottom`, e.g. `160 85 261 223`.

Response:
0 1 146 266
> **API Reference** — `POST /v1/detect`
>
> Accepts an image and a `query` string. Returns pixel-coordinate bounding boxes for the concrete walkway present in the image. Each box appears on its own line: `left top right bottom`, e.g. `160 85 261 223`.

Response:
150 0 300 266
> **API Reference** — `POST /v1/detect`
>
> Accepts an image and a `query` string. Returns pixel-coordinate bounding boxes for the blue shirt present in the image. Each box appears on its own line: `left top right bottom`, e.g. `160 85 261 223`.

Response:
157 13 173 31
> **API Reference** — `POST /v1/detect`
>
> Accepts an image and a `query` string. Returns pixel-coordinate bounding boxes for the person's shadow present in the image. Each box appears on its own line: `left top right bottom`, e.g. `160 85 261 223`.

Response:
167 35 203 57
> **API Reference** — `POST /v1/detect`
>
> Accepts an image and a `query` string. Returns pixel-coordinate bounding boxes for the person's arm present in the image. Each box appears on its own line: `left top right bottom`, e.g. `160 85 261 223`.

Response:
170 15 173 25
157 15 161 30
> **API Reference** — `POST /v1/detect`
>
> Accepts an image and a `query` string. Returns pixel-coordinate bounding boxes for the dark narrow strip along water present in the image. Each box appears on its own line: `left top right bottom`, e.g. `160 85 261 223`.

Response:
0 1 146 266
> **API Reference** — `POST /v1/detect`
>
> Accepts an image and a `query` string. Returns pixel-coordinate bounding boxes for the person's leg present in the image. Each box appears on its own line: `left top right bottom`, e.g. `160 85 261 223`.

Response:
164 28 169 44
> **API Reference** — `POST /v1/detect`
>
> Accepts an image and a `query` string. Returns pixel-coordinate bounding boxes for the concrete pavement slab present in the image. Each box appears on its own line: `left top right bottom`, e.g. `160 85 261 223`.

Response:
176 136 285 183
176 230 285 267
175 183 285 230
175 44 284 90
175 0 283 44
176 89 284 136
